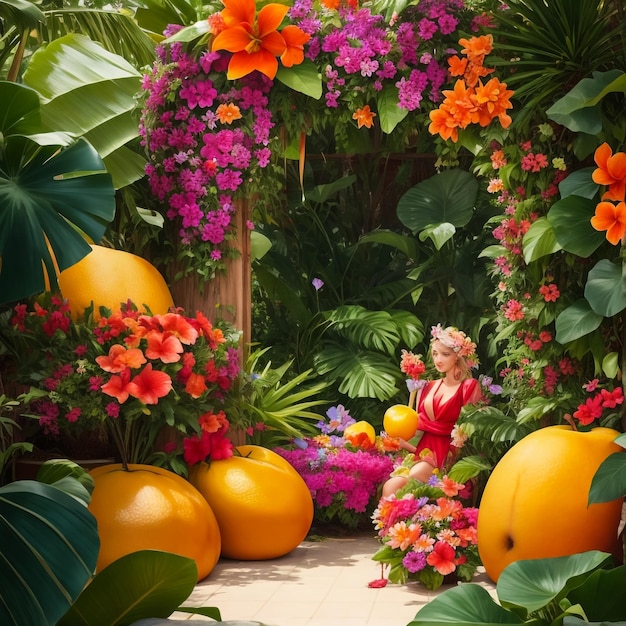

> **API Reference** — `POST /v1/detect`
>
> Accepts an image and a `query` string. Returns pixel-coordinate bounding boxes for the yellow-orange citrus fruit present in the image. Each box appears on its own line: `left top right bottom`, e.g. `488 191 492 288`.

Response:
343 420 376 445
189 445 313 560
58 244 174 319
383 405 419 440
478 425 623 582
89 464 221 581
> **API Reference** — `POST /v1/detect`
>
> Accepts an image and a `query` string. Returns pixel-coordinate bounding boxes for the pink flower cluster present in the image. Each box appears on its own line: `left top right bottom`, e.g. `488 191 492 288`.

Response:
289 0 471 114
278 445 394 515
140 33 271 274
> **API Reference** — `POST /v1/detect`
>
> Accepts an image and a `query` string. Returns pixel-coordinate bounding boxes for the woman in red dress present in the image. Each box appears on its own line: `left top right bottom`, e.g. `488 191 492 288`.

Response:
381 325 483 497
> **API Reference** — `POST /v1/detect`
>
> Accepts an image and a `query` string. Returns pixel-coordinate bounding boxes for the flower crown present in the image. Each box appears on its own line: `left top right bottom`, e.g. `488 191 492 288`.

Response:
430 324 478 366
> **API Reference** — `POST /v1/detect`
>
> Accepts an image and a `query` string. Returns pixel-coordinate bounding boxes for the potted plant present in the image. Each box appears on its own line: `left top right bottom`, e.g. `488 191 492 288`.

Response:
0 293 241 469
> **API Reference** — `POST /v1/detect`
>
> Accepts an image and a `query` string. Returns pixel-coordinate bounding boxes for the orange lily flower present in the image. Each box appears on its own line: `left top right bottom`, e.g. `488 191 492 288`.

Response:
156 313 199 344
101 367 133 403
472 77 514 128
352 104 376 129
280 24 311 67
211 0 289 80
459 34 493 63
591 200 626 245
592 142 626 201
447 55 467 77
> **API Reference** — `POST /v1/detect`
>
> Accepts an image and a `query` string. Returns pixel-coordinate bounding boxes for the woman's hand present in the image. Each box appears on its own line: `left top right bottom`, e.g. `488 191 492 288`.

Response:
398 438 417 453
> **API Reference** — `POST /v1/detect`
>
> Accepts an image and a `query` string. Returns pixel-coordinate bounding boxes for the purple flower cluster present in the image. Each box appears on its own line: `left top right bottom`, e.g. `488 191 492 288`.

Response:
139 35 274 274
288 0 469 112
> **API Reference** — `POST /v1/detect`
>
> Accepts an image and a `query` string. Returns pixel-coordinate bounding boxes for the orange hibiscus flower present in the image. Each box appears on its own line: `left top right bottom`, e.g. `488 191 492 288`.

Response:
592 142 626 201
591 200 626 245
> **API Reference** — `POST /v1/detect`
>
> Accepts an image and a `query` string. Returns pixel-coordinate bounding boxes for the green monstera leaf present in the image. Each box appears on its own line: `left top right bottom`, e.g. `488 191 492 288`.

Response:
0 479 100 626
0 81 115 305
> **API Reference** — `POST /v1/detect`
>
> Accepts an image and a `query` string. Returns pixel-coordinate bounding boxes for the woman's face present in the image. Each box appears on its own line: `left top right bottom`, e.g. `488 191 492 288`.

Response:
430 339 458 374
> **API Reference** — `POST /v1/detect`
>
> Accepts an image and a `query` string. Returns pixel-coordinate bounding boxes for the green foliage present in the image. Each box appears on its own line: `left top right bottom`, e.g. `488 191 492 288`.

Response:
410 551 625 626
490 0 626 132
225 349 330 448
0 469 100 625
0 393 33 484
0 81 115 305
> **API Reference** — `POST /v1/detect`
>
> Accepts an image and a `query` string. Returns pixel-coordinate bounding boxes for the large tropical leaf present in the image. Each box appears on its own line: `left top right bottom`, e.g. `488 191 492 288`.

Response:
546 69 626 135
554 299 604 344
588 432 626 504
40 6 156 69
397 169 478 233
546 195 604 258
497 551 613 615
0 121 115 305
584 259 626 317
522 217 561 263
23 33 145 188
408 583 522 626
0 480 99 626
566 564 626 622
324 305 401 355
57 551 202 626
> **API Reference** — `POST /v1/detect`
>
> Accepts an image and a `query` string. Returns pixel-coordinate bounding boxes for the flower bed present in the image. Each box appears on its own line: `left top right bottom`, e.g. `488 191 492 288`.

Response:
275 405 396 529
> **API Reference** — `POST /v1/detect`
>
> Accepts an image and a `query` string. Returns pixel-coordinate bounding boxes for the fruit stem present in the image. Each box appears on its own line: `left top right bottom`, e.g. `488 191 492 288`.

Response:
562 413 578 431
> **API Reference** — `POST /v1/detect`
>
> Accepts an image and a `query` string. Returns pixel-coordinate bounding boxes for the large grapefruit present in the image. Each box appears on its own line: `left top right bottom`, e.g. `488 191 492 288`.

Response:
58 244 174 319
477 425 623 582
89 464 221 581
190 445 313 560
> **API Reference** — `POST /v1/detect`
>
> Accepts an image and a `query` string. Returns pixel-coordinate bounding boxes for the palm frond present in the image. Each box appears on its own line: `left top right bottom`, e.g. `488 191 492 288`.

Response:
42 7 156 68
314 343 401 400
325 305 401 355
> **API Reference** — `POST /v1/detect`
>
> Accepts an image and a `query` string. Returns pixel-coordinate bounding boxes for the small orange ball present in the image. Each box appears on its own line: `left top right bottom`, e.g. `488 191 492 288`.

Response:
89 464 221 581
343 420 376 445
383 404 419 440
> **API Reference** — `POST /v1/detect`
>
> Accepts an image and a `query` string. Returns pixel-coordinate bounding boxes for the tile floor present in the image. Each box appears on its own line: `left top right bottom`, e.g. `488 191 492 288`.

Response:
171 532 497 626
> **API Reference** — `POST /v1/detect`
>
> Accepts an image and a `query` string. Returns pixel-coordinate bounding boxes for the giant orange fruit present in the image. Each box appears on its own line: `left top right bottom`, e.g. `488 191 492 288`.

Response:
89 464 221 581
478 425 623 582
58 244 174 319
190 445 313 560
383 404 419 440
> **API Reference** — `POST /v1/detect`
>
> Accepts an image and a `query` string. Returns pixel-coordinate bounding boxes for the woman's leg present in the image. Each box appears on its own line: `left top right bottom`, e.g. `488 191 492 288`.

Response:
407 460 436 483
381 475 408 498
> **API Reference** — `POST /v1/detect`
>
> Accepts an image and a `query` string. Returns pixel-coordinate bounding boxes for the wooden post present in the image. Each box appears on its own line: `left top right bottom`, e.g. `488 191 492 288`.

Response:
169 198 252 350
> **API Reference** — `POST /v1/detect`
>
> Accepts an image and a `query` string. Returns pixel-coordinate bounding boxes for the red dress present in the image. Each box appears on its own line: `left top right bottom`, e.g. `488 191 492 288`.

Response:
414 377 481 468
